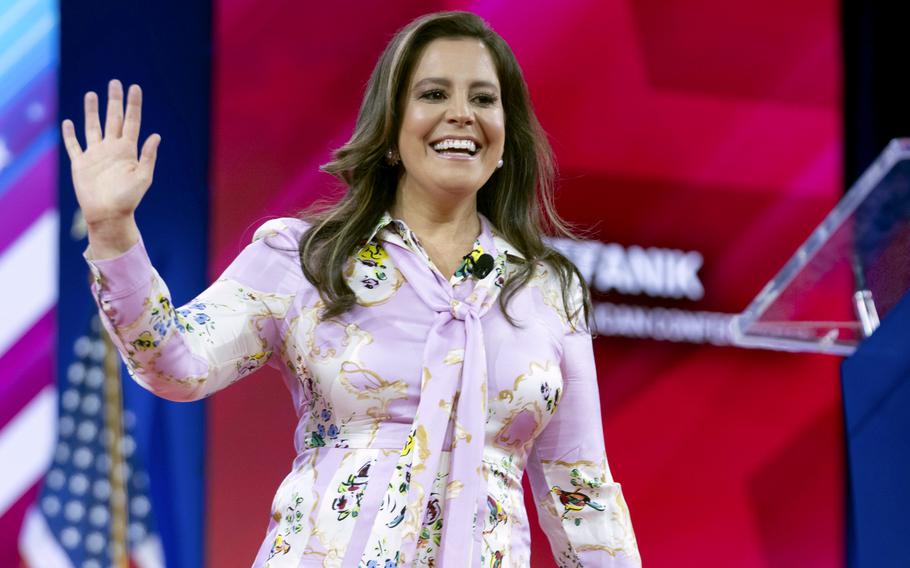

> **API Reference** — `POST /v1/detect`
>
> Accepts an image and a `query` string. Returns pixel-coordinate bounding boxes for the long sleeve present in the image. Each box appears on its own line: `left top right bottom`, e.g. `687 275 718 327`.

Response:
83 218 302 402
526 276 641 567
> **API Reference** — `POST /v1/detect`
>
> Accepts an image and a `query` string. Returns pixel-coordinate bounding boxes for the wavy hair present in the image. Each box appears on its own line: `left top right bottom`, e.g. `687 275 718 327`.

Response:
298 10 593 332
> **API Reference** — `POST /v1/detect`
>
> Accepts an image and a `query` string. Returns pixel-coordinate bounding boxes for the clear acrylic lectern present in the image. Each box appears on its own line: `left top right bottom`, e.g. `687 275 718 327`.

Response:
731 138 910 355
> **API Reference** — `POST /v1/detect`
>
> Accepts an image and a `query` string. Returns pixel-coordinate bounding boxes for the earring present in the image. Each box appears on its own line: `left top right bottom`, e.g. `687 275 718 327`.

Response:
386 149 400 166
496 158 504 169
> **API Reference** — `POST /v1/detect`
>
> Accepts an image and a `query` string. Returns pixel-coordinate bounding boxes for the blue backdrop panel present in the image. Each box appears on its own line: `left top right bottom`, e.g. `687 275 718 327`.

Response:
59 2 211 567
841 290 910 568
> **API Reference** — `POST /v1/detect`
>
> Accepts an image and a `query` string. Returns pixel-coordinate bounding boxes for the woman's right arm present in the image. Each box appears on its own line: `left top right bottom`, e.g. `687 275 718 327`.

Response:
85 220 301 402
63 79 300 401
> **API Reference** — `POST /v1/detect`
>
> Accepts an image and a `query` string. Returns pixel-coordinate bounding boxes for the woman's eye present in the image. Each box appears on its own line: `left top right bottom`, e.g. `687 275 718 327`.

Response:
418 90 499 106
420 89 446 101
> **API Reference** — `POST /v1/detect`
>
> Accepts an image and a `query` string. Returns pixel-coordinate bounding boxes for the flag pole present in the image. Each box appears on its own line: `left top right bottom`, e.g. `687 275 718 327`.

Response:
101 322 129 568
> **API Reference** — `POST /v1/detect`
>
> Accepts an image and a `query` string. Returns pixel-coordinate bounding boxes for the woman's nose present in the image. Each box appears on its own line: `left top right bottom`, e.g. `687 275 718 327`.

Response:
446 94 474 125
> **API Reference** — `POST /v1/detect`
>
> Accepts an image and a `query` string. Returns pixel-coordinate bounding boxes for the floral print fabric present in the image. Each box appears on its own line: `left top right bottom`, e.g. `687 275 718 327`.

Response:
84 211 641 567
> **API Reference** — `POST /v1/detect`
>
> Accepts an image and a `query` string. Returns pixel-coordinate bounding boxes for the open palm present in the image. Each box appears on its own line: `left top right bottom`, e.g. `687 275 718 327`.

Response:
61 79 161 227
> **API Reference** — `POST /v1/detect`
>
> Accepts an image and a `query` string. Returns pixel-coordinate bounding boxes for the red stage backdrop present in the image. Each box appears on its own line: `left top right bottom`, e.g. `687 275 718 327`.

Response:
209 1 844 566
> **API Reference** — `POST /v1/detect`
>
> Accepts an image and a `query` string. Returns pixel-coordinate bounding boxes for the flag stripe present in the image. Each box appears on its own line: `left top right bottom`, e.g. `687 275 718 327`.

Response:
0 309 53 431
0 481 40 568
19 506 74 568
0 386 55 517
0 151 54 258
132 535 166 568
0 210 58 359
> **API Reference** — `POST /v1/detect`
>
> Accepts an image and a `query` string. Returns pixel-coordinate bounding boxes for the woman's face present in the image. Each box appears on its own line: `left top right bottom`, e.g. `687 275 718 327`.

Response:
396 37 506 203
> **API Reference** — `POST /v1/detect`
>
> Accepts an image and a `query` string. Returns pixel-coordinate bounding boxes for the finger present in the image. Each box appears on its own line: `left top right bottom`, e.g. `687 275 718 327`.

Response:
61 119 84 160
122 84 142 142
137 133 161 180
104 79 124 139
84 91 102 146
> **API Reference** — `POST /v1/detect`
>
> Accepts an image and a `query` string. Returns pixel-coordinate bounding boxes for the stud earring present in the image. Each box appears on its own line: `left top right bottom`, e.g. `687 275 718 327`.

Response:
496 158 504 169
386 149 400 166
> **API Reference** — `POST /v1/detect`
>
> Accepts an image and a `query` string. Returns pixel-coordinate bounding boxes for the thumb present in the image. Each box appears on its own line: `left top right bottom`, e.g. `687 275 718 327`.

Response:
138 133 161 177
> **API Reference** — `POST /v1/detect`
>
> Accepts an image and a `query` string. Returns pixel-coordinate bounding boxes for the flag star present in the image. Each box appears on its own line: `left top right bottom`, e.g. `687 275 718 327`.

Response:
42 495 61 516
61 389 81 411
61 526 81 548
59 415 75 436
55 443 71 463
85 366 104 388
133 471 150 489
121 435 135 457
85 531 106 553
95 454 111 474
90 339 106 361
74 336 93 357
64 500 85 522
131 495 151 517
93 479 111 501
73 447 94 470
68 473 89 494
47 469 65 490
67 361 87 384
80 393 101 415
77 420 98 442
128 522 146 542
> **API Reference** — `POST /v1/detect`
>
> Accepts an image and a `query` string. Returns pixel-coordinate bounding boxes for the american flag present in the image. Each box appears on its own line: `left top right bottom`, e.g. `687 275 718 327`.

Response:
3 2 208 565
18 316 165 568
0 2 165 565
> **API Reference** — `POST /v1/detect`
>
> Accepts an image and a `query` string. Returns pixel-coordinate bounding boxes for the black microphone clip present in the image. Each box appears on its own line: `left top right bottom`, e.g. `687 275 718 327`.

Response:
472 253 495 279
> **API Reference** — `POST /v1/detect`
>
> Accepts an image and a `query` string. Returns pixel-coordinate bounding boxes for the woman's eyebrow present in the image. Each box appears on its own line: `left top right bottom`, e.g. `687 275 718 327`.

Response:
412 77 500 91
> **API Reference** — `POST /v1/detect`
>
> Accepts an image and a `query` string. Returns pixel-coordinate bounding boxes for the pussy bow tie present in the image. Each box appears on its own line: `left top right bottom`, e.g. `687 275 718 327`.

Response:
348 213 505 567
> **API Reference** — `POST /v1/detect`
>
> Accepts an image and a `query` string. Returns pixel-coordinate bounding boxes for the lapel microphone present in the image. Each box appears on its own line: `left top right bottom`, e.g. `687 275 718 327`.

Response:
472 253 495 279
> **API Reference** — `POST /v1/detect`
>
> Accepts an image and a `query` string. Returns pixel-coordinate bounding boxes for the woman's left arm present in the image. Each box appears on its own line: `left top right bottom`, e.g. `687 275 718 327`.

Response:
525 277 642 567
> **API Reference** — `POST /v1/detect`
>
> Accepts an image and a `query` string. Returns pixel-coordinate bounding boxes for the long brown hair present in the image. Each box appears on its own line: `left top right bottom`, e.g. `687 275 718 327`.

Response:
298 10 593 332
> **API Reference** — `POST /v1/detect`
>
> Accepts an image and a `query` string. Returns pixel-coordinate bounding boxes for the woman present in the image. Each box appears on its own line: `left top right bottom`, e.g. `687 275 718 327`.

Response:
62 11 641 568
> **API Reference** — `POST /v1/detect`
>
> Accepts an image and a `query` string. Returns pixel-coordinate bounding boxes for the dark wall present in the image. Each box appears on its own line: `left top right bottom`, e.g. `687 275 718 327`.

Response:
843 3 910 183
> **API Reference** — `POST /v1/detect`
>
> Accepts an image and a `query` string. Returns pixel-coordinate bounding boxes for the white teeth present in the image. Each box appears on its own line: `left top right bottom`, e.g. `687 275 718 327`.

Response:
432 139 477 153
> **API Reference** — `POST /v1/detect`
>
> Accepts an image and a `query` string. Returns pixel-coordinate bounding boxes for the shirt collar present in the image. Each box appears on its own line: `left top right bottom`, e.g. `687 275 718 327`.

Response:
363 210 395 246
363 210 525 260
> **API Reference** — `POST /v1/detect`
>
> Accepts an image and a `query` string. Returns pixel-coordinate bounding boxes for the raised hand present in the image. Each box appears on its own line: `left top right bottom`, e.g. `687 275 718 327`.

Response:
61 79 161 257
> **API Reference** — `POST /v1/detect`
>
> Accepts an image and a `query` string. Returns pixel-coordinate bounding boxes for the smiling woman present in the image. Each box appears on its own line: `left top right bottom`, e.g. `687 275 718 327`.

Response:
65 9 641 567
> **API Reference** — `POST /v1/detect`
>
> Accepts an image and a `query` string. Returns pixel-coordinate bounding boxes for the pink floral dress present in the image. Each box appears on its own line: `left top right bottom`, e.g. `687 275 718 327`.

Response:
85 211 641 567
